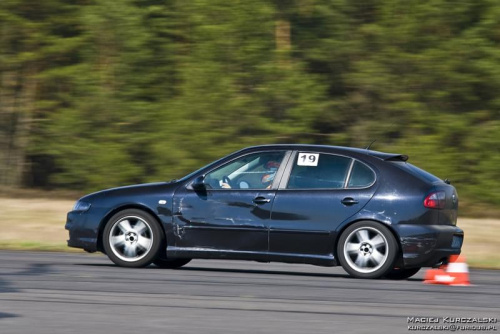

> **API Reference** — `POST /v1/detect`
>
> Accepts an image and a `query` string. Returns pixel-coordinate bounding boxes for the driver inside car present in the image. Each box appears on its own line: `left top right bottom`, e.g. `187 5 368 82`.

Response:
221 160 281 189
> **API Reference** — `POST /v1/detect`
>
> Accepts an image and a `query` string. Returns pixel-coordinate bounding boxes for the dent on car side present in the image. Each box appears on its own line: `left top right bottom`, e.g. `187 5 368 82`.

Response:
65 144 463 278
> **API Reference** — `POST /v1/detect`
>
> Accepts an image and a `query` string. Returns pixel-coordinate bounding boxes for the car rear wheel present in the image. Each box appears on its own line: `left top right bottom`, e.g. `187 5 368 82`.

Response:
384 267 421 280
153 257 191 269
337 221 398 279
103 209 163 267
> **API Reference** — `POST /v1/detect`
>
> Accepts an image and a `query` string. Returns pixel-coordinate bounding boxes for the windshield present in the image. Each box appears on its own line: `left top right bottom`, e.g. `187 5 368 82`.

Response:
175 153 236 183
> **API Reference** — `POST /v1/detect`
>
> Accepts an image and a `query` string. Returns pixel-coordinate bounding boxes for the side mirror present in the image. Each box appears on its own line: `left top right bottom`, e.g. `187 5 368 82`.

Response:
191 175 206 190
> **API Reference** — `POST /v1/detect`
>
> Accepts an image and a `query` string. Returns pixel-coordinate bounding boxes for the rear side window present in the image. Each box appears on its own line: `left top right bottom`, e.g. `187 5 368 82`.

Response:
347 161 375 188
287 153 351 189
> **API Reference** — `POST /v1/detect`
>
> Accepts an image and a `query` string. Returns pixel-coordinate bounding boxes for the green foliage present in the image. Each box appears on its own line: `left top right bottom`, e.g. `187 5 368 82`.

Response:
0 0 499 209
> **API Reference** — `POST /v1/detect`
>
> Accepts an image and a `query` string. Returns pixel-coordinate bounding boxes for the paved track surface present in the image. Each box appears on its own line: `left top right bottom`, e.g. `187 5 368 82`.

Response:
0 251 498 334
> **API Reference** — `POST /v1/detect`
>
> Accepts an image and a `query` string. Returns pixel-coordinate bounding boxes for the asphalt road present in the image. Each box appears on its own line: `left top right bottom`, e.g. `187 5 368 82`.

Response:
0 251 498 334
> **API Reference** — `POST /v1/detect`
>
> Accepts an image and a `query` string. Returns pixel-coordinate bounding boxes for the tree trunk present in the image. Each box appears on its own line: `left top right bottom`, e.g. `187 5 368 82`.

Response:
0 70 18 186
0 67 37 187
275 18 291 68
275 19 291 52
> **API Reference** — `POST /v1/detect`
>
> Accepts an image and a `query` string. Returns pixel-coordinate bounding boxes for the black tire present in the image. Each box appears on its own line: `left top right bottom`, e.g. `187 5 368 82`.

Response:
103 209 163 267
153 257 191 269
384 267 421 280
337 221 399 279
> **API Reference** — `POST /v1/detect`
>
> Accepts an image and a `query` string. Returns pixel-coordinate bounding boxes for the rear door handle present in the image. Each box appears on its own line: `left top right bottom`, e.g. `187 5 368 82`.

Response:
253 196 271 205
341 197 359 206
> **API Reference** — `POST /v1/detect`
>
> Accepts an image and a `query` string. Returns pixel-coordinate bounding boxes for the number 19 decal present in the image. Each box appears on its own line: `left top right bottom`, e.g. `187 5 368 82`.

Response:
297 153 319 166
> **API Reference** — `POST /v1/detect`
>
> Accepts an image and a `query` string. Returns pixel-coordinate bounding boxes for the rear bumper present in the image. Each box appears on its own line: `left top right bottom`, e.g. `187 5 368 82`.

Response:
393 224 463 268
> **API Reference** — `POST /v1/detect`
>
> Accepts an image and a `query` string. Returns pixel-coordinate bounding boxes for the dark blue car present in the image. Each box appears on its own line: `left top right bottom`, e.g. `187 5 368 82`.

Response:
66 145 463 279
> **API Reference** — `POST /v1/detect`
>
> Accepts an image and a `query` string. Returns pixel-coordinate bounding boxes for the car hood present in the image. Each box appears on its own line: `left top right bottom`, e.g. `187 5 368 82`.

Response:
79 181 180 202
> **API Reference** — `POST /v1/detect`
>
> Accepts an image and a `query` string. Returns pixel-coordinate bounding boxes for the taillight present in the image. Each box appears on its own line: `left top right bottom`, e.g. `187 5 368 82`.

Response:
424 191 446 209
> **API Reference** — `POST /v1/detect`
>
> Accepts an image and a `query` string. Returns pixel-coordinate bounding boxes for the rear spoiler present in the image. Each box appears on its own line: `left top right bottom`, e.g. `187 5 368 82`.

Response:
384 154 408 162
367 151 409 162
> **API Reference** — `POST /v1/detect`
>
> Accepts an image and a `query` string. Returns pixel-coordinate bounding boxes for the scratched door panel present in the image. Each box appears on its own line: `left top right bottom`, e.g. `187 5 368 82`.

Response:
172 188 275 254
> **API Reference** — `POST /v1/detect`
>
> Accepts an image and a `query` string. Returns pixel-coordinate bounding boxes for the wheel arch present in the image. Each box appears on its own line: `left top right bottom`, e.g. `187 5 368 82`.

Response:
97 204 166 253
333 218 403 264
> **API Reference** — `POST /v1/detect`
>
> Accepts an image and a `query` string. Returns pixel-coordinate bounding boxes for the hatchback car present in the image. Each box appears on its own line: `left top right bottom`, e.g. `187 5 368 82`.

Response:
66 145 463 279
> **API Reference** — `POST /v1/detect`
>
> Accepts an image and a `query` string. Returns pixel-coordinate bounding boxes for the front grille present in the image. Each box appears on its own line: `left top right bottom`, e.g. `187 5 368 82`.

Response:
451 235 463 249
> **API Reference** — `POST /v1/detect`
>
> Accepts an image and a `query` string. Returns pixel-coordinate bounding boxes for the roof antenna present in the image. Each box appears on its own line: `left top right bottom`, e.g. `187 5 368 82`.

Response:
365 139 376 150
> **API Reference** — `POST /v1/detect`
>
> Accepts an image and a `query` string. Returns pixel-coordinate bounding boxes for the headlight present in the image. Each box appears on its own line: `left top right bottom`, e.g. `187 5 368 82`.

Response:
73 201 91 212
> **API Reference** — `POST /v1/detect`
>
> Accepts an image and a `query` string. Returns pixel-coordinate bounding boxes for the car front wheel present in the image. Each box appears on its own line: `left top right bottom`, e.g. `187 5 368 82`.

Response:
103 209 163 267
337 221 398 279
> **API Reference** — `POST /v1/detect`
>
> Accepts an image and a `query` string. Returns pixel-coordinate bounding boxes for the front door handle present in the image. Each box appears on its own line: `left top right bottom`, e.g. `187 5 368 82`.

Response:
253 196 271 205
341 197 359 206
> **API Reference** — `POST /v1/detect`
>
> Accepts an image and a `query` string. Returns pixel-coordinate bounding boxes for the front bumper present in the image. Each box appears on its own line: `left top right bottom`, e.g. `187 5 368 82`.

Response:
65 210 100 252
394 224 464 268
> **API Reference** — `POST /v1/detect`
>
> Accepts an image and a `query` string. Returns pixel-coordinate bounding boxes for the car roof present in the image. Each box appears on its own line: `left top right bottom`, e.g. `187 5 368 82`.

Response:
242 144 408 162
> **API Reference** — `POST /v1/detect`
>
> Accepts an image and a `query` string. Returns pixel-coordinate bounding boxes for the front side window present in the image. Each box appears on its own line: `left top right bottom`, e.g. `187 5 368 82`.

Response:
205 151 286 189
287 153 352 189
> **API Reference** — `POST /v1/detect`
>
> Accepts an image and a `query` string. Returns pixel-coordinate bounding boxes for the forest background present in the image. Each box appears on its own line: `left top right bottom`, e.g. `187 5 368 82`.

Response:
1 0 499 216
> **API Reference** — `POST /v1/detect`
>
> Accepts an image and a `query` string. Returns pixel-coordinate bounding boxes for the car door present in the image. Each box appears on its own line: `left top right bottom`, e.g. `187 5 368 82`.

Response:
172 150 290 256
268 151 378 259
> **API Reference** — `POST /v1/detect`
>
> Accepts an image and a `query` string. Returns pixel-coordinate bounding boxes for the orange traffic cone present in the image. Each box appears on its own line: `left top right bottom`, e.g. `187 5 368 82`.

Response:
446 255 471 286
423 268 446 282
423 255 471 286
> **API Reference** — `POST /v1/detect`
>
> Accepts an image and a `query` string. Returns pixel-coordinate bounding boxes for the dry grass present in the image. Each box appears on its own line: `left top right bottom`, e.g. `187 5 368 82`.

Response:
0 197 75 251
459 218 500 268
0 196 498 268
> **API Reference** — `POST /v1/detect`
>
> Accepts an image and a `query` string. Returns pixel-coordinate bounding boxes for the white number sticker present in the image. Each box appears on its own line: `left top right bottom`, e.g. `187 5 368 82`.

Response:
297 153 319 166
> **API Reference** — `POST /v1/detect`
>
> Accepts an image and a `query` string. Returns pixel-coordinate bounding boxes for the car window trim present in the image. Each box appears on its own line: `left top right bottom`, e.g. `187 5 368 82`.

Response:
278 151 297 189
271 150 293 189
344 159 355 188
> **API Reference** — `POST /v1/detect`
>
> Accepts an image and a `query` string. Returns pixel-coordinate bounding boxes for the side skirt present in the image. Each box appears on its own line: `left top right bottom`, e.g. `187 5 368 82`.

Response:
166 246 337 267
